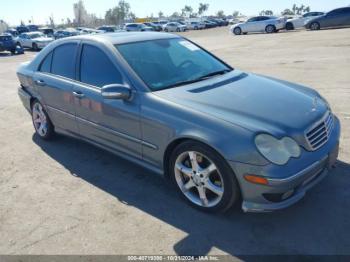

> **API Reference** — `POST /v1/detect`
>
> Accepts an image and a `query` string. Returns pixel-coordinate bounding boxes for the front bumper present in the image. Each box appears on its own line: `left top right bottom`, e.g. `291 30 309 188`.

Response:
230 116 341 213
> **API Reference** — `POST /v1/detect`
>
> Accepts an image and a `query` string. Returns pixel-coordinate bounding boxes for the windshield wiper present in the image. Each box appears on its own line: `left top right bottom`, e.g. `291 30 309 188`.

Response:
197 69 232 80
161 69 232 90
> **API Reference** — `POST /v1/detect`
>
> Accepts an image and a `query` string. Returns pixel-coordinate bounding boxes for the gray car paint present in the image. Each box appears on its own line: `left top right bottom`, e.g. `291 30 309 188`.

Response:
306 7 350 29
17 32 341 212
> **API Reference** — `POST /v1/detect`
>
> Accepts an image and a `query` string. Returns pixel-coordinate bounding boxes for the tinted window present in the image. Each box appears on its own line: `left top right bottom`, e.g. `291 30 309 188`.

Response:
328 8 346 16
80 44 122 87
51 43 78 79
39 52 53 73
117 38 230 91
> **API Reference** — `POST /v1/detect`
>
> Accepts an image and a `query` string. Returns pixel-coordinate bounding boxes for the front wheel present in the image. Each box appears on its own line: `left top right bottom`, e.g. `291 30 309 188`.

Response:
169 141 240 213
265 25 276 33
310 22 320 30
31 101 55 140
233 27 242 35
286 22 294 30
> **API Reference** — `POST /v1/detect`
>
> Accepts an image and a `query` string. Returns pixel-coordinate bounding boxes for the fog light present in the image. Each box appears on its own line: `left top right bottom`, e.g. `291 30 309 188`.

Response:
282 189 294 200
244 175 268 185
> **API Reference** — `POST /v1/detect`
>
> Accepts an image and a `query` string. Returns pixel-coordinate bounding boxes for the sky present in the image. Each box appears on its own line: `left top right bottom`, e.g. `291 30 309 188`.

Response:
1 0 350 26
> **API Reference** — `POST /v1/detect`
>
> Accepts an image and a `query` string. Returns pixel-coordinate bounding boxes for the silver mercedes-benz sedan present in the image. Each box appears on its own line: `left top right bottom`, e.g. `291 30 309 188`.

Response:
17 32 340 213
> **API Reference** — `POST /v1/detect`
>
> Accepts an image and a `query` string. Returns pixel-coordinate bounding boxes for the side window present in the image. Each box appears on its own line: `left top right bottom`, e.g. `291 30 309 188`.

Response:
51 43 78 79
80 44 123 88
39 51 53 73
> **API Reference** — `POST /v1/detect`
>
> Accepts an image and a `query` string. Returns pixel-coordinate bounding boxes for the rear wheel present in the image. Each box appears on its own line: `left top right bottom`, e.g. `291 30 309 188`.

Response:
169 141 240 213
176 28 180 32
265 25 276 33
31 101 55 140
310 22 320 30
32 43 39 51
233 27 242 35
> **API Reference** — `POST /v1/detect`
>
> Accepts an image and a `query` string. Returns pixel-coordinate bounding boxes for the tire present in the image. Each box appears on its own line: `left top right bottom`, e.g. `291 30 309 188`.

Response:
176 28 180 32
169 141 240 213
16 42 22 48
233 27 242 35
164 28 168 32
194 26 198 30
11 49 16 55
31 100 55 140
265 25 276 33
286 22 294 30
32 43 39 51
310 22 320 30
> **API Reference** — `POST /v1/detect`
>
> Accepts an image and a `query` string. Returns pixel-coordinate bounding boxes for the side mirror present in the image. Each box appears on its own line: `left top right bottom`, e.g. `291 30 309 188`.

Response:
101 84 131 100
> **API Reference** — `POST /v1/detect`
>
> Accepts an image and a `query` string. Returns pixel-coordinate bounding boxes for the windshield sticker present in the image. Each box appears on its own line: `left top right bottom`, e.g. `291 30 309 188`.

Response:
179 41 200 51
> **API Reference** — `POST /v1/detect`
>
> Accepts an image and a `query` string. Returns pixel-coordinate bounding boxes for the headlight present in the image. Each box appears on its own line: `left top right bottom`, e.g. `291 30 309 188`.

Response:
255 134 301 165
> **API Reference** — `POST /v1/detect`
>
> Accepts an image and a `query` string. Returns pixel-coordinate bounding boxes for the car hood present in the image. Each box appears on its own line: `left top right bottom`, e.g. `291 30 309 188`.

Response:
154 70 328 137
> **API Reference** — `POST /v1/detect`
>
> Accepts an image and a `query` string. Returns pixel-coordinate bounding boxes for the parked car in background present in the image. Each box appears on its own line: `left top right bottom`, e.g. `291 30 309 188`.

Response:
305 7 350 30
143 22 163 32
124 23 153 32
17 32 340 213
54 29 80 40
163 22 187 32
0 34 24 55
98 26 118 32
17 32 54 50
286 12 324 30
203 20 217 28
5 29 19 37
16 26 29 34
39 28 54 37
27 25 39 32
230 16 286 35
187 21 205 30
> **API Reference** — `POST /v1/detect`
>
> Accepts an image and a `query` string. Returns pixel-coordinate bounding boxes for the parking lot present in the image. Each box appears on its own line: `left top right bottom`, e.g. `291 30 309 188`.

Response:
1 27 350 256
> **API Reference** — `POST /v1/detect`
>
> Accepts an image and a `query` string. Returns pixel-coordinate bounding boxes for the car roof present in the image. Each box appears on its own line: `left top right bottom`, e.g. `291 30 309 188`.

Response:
67 32 180 45
23 31 43 35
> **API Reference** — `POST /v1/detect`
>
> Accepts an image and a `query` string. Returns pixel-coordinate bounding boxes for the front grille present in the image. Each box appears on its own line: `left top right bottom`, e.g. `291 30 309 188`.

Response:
305 111 334 151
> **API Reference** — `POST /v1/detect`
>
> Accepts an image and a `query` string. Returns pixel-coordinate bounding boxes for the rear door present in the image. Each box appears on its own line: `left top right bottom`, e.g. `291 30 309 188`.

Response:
32 41 79 134
73 41 142 158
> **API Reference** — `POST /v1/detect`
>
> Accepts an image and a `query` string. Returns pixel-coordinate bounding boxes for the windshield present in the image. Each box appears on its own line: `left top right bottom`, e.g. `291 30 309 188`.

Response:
116 38 231 91
29 33 44 39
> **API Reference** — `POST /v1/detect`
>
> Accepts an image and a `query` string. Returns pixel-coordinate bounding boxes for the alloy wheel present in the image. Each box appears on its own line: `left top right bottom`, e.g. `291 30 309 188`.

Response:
174 151 224 208
32 103 48 137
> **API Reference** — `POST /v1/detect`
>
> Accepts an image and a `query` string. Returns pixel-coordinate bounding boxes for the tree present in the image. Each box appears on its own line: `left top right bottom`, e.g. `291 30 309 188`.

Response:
105 0 132 25
216 10 225 18
181 5 193 17
74 0 85 26
49 14 55 28
260 10 273 16
158 11 164 18
281 9 294 16
198 3 209 16
170 12 180 18
232 11 240 18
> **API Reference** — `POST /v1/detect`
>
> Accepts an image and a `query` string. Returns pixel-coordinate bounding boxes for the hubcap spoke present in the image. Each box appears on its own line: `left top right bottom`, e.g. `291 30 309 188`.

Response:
175 163 193 178
197 187 209 206
183 180 196 191
205 180 224 197
188 151 200 172
201 163 216 178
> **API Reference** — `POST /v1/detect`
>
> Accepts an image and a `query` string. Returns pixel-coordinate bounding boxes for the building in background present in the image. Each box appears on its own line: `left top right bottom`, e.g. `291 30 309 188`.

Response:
0 20 9 34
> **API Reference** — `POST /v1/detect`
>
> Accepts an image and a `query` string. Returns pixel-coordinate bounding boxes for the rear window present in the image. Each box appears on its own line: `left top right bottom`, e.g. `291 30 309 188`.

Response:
51 43 78 79
39 52 53 73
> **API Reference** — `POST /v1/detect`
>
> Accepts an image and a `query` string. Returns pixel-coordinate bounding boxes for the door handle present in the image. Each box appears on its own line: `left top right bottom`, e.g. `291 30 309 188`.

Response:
73 91 85 99
34 80 46 86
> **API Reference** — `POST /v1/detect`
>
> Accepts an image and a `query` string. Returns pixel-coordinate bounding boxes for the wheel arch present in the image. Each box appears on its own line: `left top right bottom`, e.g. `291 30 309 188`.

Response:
163 135 231 179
